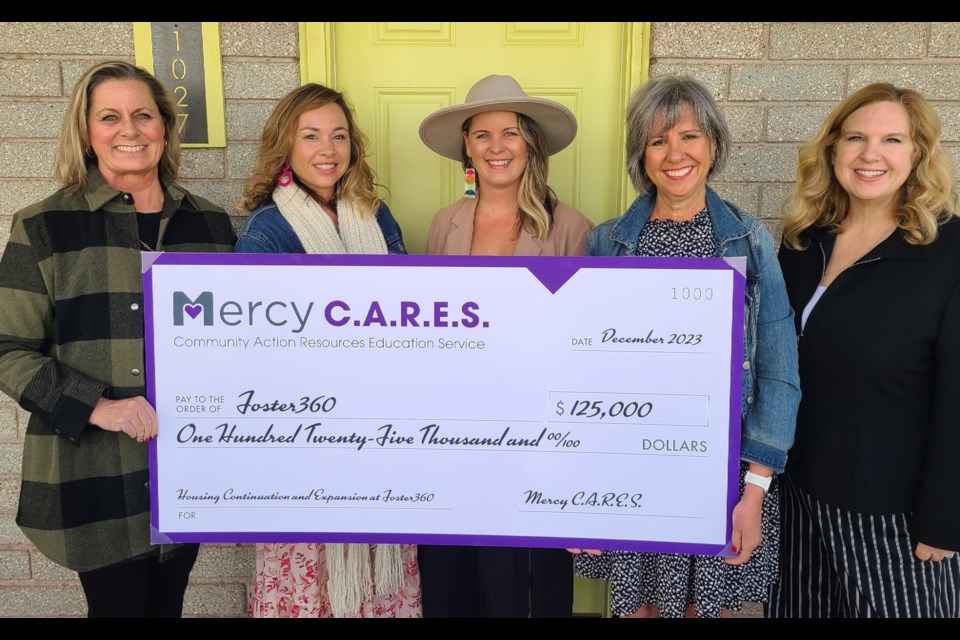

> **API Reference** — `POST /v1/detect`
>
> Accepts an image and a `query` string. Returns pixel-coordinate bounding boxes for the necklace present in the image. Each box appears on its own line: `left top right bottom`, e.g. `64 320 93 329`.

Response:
137 211 162 252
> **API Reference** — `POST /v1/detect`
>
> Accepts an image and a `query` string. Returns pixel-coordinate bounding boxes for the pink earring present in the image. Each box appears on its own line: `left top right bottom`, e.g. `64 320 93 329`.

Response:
464 167 477 198
277 162 293 187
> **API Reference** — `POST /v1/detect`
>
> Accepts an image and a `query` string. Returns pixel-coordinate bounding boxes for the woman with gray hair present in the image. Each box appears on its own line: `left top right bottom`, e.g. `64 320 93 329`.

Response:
571 75 800 618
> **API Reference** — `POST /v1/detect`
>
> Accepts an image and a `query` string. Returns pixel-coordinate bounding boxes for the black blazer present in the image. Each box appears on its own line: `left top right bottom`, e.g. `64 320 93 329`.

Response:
778 216 960 550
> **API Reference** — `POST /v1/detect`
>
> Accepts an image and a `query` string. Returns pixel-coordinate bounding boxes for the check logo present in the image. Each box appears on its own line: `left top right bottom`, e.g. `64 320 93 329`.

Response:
173 291 214 326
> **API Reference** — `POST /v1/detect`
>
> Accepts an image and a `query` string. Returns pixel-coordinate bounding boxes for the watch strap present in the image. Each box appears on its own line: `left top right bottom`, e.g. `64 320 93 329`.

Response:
744 471 772 494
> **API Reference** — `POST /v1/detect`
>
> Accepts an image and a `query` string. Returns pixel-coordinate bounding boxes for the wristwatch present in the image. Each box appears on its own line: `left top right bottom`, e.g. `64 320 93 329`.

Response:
744 471 773 494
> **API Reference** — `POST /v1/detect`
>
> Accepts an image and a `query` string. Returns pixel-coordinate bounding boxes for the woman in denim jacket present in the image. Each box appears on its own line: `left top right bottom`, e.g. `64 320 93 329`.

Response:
572 75 800 618
235 83 419 618
237 199 405 255
235 85 405 256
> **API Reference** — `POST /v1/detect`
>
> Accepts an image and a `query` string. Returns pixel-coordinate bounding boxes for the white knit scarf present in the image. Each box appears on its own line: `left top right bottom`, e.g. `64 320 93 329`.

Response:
272 181 402 616
271 181 388 256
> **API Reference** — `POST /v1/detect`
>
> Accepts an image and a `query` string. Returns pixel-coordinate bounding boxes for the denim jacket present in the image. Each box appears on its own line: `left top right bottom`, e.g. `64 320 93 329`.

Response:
235 199 407 255
586 185 800 473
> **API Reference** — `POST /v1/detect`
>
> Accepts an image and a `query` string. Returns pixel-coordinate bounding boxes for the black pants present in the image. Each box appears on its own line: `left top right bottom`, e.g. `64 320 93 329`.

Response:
418 545 573 618
77 544 200 618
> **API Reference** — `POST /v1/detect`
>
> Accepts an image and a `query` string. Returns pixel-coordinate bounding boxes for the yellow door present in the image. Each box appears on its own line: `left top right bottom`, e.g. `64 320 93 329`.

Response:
311 21 641 255
301 21 651 616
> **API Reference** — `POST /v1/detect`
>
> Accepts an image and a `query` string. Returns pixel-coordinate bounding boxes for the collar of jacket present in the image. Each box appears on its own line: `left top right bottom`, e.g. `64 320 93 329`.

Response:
443 197 549 256
608 184 750 253
801 220 928 263
82 166 201 213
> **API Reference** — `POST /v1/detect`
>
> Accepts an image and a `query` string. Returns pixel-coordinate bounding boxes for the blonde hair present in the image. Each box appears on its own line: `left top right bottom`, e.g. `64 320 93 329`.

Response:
238 83 380 215
782 82 958 249
55 60 181 191
460 112 558 240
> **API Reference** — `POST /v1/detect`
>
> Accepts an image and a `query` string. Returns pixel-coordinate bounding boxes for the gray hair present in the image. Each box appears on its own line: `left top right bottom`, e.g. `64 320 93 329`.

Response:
625 75 730 194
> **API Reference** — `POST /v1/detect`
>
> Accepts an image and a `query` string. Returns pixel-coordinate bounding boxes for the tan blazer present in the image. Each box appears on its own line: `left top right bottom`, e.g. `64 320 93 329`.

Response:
425 197 594 256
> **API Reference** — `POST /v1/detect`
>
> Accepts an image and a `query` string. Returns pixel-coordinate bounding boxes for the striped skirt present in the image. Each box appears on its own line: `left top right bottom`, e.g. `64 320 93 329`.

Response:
768 473 960 618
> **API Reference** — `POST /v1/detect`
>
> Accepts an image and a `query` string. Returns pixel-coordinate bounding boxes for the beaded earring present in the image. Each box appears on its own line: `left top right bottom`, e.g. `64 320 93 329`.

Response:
464 168 477 198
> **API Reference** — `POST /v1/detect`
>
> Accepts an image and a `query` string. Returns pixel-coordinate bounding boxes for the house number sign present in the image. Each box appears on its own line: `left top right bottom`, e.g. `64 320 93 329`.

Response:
134 22 226 147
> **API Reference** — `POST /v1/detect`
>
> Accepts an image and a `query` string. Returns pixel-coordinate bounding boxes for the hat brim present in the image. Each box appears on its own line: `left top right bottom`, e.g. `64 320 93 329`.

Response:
419 97 578 161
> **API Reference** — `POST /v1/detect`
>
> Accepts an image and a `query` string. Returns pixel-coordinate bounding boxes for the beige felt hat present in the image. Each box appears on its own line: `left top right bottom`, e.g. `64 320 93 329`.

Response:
419 74 578 160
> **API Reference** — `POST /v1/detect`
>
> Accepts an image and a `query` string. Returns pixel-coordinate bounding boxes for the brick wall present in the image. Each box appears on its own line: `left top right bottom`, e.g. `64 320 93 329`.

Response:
0 21 958 618
653 22 960 239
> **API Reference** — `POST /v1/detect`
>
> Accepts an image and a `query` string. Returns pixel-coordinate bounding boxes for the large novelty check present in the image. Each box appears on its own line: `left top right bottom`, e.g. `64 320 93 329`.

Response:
143 254 745 555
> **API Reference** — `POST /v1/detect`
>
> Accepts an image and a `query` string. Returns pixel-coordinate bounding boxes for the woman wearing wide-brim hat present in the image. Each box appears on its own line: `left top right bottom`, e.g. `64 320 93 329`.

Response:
420 74 593 258
418 74 594 617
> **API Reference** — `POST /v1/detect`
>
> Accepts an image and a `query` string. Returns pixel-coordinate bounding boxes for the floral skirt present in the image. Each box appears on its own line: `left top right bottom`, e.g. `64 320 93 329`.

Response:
248 542 422 618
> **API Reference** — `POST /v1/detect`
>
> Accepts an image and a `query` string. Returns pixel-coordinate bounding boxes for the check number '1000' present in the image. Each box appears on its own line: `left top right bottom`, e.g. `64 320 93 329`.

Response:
670 287 713 301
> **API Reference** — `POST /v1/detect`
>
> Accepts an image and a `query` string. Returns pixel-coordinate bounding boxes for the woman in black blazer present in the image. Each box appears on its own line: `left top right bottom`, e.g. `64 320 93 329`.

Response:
767 82 960 618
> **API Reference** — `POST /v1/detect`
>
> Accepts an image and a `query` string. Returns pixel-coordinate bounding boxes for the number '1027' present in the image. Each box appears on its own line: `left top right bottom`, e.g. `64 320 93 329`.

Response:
172 29 189 135
671 287 713 301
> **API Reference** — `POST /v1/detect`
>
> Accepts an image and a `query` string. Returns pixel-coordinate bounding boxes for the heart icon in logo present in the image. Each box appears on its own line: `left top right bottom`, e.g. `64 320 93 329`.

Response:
184 305 203 319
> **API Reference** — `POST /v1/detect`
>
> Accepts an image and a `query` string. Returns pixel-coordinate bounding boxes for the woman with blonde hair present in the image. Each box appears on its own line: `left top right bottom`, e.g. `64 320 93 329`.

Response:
769 82 960 618
0 59 235 617
417 74 594 617
420 74 593 258
236 83 418 617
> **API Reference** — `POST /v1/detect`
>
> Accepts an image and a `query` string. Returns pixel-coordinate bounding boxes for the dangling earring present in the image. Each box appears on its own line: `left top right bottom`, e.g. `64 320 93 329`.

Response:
85 146 95 158
277 162 293 187
464 167 477 199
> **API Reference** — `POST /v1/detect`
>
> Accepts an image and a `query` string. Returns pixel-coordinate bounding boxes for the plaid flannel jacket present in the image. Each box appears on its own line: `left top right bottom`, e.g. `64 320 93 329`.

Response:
0 168 236 572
